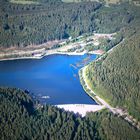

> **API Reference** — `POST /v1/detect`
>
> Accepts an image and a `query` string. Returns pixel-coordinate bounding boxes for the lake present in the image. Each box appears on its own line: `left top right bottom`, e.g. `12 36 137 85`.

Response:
0 54 97 105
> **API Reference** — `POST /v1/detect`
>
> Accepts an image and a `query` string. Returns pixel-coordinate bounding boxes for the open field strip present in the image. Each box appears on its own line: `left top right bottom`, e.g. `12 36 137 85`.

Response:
10 0 39 4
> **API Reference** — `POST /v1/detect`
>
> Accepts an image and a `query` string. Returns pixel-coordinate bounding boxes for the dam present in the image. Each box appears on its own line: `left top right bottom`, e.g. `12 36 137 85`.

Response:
55 104 105 117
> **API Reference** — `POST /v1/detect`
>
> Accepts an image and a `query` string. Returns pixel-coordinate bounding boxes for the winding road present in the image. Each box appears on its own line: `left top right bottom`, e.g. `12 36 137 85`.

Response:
82 66 116 114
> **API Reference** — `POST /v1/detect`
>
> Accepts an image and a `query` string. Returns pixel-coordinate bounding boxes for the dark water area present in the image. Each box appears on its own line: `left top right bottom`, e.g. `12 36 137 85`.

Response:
0 54 97 105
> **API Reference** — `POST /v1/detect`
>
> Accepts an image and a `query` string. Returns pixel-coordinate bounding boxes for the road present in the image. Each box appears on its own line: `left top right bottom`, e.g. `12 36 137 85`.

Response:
81 39 140 130
82 66 116 114
95 38 125 62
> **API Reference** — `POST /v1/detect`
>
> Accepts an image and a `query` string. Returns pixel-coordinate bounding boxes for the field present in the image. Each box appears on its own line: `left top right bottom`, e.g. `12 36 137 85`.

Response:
62 0 138 5
62 0 99 3
10 0 39 4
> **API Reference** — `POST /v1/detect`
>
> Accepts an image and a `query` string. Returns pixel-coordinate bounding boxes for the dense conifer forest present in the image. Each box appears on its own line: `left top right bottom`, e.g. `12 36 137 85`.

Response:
0 87 140 140
86 28 140 121
0 0 138 47
85 0 140 121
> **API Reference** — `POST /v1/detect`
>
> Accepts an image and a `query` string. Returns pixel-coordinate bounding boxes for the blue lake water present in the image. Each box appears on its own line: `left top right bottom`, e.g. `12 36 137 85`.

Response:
0 54 97 105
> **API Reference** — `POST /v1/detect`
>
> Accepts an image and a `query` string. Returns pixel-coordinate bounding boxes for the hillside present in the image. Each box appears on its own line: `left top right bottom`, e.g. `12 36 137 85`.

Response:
86 29 140 121
84 2 140 121
0 87 140 140
0 0 138 48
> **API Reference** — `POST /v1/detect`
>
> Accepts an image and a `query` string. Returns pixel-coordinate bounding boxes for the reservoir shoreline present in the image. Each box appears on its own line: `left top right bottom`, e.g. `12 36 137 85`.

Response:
0 54 97 105
0 49 103 62
79 52 140 130
0 33 112 61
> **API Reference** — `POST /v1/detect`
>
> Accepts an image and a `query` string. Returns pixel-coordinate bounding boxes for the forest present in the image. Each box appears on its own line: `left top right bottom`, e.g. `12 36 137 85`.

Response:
0 87 140 140
0 0 137 47
86 16 140 121
1 0 140 139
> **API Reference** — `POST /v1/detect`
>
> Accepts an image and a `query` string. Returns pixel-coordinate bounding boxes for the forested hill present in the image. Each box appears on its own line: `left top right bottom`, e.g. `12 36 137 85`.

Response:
0 87 140 140
84 0 140 121
0 0 138 47
86 29 140 121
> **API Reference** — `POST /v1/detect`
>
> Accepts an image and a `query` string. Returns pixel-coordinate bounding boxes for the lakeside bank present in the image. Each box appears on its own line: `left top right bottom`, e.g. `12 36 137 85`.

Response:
1 32 117 61
79 66 116 113
0 48 103 61
79 58 140 130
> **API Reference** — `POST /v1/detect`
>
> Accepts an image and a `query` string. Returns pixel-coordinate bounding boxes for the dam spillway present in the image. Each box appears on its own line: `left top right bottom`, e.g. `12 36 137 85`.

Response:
55 104 105 117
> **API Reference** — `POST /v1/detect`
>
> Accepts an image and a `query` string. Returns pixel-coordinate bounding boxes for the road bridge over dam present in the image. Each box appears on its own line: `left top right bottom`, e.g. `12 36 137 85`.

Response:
55 104 105 117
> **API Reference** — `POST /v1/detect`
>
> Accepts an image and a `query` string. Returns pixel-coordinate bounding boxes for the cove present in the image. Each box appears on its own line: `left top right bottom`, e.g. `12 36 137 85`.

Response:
0 54 97 105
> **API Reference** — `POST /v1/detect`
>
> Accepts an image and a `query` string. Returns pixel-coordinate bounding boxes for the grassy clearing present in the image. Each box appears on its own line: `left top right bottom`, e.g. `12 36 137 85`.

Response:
62 0 119 3
62 0 137 5
62 0 98 3
10 0 39 4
